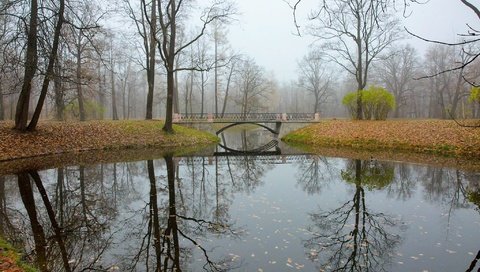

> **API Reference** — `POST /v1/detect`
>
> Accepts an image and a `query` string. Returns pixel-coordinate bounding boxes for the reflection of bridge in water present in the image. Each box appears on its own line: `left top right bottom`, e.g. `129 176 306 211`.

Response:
174 154 318 165
173 112 320 135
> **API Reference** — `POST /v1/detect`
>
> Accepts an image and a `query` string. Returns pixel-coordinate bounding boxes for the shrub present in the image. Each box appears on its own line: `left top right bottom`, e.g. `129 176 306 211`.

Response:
363 86 396 120
342 86 395 120
469 86 480 104
342 91 360 119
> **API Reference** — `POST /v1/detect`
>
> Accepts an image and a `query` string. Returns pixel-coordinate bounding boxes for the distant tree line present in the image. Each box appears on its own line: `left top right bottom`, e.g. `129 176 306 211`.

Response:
1 0 480 131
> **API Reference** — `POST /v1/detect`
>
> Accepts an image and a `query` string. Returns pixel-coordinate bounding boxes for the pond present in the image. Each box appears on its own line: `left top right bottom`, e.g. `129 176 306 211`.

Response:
0 127 479 271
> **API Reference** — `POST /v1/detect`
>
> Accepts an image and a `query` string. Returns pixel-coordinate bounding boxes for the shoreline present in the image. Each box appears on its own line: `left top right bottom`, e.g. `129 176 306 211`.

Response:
0 120 219 163
282 119 480 160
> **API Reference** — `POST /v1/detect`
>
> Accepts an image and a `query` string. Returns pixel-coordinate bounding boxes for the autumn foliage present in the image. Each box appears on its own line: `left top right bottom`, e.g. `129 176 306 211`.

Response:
283 119 480 158
0 120 218 162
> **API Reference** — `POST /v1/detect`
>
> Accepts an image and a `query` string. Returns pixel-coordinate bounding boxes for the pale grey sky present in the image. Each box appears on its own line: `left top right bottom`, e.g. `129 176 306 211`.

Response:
227 0 479 82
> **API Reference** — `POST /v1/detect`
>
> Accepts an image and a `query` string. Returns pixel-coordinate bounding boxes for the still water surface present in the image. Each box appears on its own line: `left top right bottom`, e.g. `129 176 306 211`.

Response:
0 128 479 271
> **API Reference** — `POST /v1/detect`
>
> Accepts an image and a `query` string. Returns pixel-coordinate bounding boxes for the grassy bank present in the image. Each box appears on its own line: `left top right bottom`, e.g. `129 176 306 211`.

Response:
0 237 37 272
0 120 218 162
282 119 480 158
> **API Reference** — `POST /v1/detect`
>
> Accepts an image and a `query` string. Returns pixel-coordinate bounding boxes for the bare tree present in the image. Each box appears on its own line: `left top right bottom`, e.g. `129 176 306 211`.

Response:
294 0 401 119
125 0 158 120
154 0 235 133
421 44 470 119
297 49 333 114
377 44 418 117
235 57 272 115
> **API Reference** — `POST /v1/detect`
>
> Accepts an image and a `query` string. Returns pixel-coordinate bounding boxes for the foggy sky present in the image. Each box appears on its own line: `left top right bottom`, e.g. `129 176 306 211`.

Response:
227 0 479 82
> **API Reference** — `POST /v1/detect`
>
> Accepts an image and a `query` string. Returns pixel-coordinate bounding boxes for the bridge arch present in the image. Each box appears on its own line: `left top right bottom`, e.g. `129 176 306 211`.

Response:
216 122 280 135
217 140 280 155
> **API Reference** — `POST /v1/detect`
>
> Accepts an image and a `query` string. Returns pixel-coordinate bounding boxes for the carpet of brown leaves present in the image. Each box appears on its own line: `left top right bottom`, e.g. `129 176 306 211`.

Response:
0 255 23 272
0 120 218 162
283 119 480 158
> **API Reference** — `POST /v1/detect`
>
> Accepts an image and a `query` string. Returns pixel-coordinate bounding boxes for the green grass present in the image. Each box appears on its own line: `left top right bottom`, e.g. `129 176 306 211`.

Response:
0 237 38 272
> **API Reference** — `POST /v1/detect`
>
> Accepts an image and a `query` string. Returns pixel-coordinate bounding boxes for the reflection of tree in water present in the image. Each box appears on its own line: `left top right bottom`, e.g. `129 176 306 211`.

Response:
295 156 337 195
384 164 417 201
11 168 118 271
304 159 401 271
0 157 243 271
124 156 242 271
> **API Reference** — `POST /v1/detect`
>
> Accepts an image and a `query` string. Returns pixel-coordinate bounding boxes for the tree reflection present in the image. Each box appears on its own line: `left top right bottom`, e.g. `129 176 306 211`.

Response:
304 159 400 271
7 167 120 271
296 156 336 195
386 164 417 201
124 156 243 271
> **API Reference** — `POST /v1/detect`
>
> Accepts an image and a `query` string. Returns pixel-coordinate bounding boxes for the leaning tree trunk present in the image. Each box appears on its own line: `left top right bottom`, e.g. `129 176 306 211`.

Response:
15 0 39 131
28 0 65 130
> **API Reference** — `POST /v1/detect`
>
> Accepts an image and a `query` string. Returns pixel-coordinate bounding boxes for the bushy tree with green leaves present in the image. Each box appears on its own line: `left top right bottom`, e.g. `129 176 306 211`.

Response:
342 86 395 120
468 86 480 105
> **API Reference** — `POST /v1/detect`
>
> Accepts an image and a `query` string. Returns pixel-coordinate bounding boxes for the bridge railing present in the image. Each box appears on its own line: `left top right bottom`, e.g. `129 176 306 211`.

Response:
173 112 320 122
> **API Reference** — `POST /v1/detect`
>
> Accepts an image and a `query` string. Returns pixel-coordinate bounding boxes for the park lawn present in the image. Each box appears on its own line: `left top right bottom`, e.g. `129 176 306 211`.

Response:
0 120 218 162
282 119 480 158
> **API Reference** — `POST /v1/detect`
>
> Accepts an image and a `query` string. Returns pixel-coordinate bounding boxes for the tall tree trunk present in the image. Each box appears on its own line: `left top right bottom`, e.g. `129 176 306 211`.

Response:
174 69 179 114
111 66 119 120
200 72 205 118
214 32 218 117
15 0 39 131
54 56 65 120
189 71 194 114
99 66 106 120
27 0 64 130
145 0 157 120
355 10 364 121
122 80 127 119
162 0 176 133
164 69 175 133
184 78 189 115
76 35 86 121
221 64 234 117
